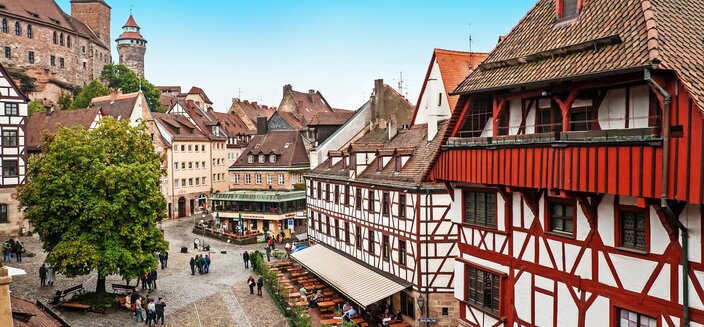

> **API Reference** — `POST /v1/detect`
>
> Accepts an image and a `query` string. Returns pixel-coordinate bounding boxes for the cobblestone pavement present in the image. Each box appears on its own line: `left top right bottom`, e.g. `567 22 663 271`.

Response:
4 217 286 327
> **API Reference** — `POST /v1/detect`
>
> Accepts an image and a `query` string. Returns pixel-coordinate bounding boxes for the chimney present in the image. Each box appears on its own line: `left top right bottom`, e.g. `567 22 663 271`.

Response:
186 100 195 109
256 116 268 135
387 115 398 140
232 98 240 103
283 84 293 96
372 79 384 129
252 101 258 108
308 89 315 101
0 266 13 327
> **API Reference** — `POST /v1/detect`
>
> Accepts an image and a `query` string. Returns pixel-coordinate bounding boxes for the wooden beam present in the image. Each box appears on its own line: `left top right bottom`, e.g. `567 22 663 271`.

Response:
492 97 507 136
554 89 579 132
451 97 472 138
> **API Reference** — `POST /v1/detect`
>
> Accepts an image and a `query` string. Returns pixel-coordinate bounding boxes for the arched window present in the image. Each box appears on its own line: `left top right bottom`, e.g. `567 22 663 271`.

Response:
59 33 64 46
26 25 32 39
1 19 6 33
53 31 57 44
0 204 7 223
14 22 20 36
66 35 71 47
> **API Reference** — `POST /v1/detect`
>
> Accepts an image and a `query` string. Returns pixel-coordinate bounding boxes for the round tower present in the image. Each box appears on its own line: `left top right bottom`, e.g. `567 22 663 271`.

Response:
116 15 147 77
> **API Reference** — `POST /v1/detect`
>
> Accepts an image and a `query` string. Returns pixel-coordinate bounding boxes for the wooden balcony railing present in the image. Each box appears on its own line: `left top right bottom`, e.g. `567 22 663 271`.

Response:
445 127 661 148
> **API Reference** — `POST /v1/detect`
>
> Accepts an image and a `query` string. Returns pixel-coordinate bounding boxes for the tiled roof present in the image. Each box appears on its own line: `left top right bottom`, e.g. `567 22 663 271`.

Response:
123 14 139 28
90 93 139 122
289 89 333 123
454 0 652 94
153 112 209 141
308 121 449 188
277 111 307 131
307 111 355 126
231 131 309 168
11 293 62 327
0 0 107 48
454 0 704 112
26 108 101 150
117 31 146 42
233 99 275 123
212 112 253 137
432 49 488 110
188 87 213 104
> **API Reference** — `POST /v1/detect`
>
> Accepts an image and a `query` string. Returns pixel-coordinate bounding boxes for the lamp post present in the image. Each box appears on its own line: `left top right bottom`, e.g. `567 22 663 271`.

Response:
417 294 425 313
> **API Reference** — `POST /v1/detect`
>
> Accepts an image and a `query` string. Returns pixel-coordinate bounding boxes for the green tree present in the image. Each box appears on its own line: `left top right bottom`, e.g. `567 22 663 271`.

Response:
28 101 45 117
101 64 164 112
57 91 73 110
71 80 110 109
19 118 168 295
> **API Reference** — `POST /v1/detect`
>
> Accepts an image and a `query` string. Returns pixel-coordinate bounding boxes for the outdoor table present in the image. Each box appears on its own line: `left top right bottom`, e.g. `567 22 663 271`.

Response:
320 318 343 325
389 322 410 327
317 301 336 308
288 292 300 298
333 298 345 304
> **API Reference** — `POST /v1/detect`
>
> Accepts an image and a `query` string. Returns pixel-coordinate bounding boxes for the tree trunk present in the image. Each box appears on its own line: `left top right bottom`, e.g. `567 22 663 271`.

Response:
96 272 106 296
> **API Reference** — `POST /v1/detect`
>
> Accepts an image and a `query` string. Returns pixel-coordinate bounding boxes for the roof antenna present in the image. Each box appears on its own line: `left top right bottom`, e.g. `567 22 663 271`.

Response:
394 72 407 98
130 4 133 15
469 22 474 63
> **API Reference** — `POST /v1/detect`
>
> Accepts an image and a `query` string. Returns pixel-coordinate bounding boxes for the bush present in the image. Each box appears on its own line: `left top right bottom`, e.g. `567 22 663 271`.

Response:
252 251 312 327
71 292 118 311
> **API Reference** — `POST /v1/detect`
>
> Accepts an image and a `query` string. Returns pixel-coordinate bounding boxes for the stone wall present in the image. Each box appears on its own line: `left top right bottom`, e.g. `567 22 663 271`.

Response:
0 187 27 236
390 290 459 327
70 1 111 47
117 43 145 77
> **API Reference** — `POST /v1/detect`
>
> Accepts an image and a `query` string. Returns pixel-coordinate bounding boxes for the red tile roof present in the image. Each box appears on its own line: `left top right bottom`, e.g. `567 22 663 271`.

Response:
433 49 488 109
11 294 62 327
232 131 309 168
211 112 252 137
288 89 334 123
123 14 139 28
187 87 213 105
453 0 704 112
26 108 101 150
232 99 275 123
116 31 146 42
307 111 355 126
90 92 140 121
153 112 209 141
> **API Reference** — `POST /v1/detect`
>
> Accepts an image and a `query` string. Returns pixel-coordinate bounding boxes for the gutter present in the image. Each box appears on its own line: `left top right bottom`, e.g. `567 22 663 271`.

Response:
645 68 689 326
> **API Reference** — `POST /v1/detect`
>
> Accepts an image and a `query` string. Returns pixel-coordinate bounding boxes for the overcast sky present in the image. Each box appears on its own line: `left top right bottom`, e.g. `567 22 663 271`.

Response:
58 0 536 112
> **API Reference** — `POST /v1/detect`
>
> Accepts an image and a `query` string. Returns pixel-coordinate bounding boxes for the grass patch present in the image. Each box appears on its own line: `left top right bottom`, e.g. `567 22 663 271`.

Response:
70 292 118 312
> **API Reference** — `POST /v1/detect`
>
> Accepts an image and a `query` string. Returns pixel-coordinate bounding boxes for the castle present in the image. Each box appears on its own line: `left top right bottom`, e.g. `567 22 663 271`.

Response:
0 0 147 104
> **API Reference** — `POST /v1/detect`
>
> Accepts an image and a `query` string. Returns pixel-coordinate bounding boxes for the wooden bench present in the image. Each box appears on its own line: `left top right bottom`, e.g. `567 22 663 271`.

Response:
59 302 91 312
50 284 84 305
111 283 134 294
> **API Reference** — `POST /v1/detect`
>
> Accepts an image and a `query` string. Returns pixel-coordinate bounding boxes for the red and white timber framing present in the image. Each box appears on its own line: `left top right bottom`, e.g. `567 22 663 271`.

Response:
305 178 457 294
432 72 704 327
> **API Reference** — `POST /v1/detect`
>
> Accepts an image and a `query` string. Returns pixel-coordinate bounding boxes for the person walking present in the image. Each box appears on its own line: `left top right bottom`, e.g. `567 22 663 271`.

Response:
256 275 263 296
284 242 292 259
2 240 10 262
161 251 168 269
146 299 156 326
196 255 203 274
13 240 22 262
47 265 55 286
151 270 158 291
134 296 144 323
247 276 255 294
265 244 271 262
204 255 210 274
268 236 275 251
242 251 250 269
155 297 166 325
38 264 47 287
141 272 148 291
189 257 196 275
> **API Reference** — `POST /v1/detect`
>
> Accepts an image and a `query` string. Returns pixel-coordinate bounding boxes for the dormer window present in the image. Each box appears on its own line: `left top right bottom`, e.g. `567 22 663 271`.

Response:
269 154 276 163
258 154 265 163
395 156 402 172
558 0 579 20
377 158 383 172
247 154 254 163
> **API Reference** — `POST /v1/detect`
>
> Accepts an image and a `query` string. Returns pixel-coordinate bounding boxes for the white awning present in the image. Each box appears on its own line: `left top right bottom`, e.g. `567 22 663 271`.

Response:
291 245 410 307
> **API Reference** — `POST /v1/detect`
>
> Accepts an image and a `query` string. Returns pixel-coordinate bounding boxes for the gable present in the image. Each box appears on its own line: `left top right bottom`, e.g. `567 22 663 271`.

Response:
268 112 295 131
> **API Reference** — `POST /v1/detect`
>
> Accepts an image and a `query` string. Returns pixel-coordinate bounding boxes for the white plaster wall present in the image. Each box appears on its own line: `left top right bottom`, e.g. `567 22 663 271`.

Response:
681 204 702 264
611 253 657 293
508 99 522 135
648 264 670 301
598 85 650 130
454 260 465 300
597 195 616 247
414 59 452 125
585 296 610 327
535 292 554 327
557 283 580 327
310 101 369 169
514 271 532 322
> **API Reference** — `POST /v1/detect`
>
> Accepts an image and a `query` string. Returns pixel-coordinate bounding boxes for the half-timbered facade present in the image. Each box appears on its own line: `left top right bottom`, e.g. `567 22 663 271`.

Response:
429 0 704 326
0 64 28 235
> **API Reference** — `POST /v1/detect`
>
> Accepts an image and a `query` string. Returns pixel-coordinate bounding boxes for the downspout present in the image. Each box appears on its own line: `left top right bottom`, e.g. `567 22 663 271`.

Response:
645 69 689 326
424 188 430 327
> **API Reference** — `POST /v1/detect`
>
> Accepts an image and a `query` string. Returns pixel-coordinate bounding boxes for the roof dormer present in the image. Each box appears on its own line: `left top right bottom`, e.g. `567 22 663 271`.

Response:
556 0 581 22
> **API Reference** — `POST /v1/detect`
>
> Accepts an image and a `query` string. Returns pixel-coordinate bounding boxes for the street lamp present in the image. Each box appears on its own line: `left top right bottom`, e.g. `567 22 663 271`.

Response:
417 294 425 310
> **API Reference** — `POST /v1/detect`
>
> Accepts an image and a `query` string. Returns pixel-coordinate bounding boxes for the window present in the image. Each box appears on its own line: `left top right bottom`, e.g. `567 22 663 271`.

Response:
14 22 20 36
548 200 575 235
258 154 265 163
466 265 500 315
316 181 322 199
28 51 34 63
26 25 32 39
400 291 415 319
202 177 207 185
195 161 199 169
438 92 442 106
188 145 192 152
2 130 18 146
3 47 9 59
355 188 362 210
326 216 331 235
368 230 375 254
344 222 350 243
188 162 193 169
195 177 200 186
181 179 186 187
382 192 390 216
267 173 272 185
66 35 71 47
617 309 656 327
174 179 179 188
255 173 261 184
82 46 85 53
463 191 497 228
278 174 285 185
2 160 18 177
202 161 206 168
181 162 185 170
382 235 389 260
201 145 205 152
4 103 18 116
189 178 193 186
368 190 375 212
395 156 401 172
570 106 593 131
269 154 276 163
50 55 55 67
53 31 57 44
245 174 251 184
0 204 6 223
334 185 340 204
310 212 316 232
59 33 64 46
180 145 185 152
399 240 406 266
398 194 406 218
536 104 563 133
82 62 86 70
233 174 240 184
325 184 331 201
1 19 6 33
345 185 351 206
59 57 64 68
355 226 362 250
174 162 179 170
619 208 647 251
559 0 579 19
335 219 340 240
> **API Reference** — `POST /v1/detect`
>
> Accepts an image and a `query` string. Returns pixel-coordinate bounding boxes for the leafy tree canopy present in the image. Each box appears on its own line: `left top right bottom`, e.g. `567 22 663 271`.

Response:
71 80 110 109
19 118 168 295
28 101 45 118
101 64 164 112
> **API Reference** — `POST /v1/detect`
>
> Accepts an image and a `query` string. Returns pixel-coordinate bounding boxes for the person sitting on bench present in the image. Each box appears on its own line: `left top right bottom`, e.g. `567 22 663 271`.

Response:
307 290 322 308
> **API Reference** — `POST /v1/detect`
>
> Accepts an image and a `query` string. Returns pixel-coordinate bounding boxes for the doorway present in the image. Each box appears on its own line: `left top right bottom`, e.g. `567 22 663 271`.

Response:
178 197 186 217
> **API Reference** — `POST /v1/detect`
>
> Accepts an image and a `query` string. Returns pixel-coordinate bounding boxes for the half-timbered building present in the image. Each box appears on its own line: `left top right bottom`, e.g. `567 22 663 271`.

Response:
429 0 704 326
0 64 28 235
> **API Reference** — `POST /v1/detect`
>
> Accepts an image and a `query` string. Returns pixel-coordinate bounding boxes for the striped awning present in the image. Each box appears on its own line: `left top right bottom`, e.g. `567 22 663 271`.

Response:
291 245 410 307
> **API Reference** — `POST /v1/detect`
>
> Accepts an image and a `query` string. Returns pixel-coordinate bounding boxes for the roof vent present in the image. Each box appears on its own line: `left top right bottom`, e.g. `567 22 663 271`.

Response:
284 143 291 148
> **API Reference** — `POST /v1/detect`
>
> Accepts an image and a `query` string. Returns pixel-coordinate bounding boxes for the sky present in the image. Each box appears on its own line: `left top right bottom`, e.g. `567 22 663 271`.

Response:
58 0 537 112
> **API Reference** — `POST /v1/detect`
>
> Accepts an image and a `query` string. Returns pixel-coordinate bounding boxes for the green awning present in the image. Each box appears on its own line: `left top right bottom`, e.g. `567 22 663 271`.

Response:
211 190 306 203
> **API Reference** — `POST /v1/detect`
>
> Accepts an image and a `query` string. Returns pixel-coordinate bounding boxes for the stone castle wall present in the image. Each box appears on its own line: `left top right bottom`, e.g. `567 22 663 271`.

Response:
118 44 145 77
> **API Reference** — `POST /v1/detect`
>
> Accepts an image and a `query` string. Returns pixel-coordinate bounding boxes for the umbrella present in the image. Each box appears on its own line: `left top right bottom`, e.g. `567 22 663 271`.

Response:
4 266 26 277
291 245 309 253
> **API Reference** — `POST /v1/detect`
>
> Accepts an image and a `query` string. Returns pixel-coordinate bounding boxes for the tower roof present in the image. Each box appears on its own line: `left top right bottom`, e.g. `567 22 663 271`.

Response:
123 15 140 28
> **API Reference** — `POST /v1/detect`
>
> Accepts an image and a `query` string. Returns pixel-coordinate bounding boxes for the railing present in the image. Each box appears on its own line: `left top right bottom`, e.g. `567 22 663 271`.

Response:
447 127 661 148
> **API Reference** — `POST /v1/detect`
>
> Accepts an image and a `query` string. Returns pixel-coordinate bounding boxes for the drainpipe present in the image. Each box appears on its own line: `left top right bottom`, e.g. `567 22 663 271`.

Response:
424 189 430 327
645 69 689 326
